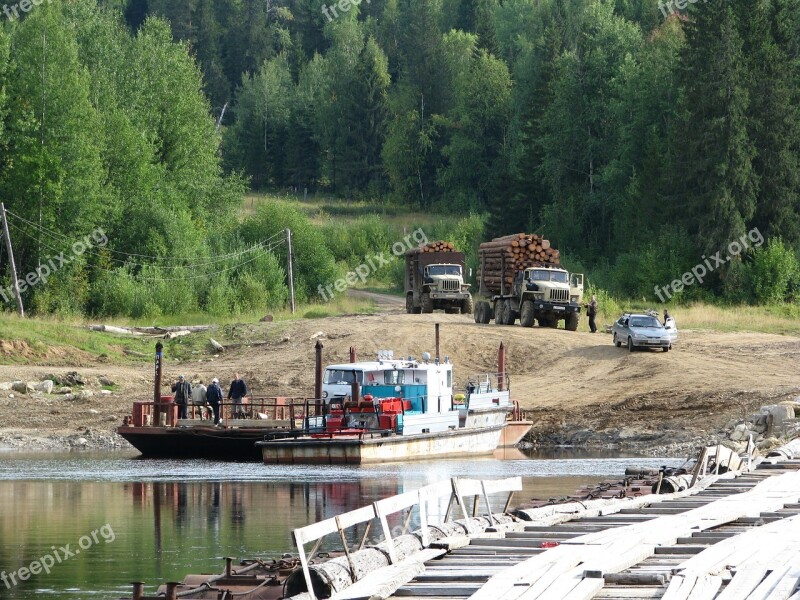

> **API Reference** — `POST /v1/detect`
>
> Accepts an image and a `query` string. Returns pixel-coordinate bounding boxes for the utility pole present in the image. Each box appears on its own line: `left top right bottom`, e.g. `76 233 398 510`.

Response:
0 203 24 317
286 228 295 314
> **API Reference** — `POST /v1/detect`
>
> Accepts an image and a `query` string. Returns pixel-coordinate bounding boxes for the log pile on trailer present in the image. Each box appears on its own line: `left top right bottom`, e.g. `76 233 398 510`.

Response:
478 233 561 294
411 241 458 253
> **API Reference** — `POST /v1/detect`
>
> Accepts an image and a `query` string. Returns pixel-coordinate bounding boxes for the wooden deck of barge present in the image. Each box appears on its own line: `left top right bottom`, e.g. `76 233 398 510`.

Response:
337 458 800 600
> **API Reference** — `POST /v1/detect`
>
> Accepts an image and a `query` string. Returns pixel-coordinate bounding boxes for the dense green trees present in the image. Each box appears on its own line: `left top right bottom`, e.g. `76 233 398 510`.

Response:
2 0 800 314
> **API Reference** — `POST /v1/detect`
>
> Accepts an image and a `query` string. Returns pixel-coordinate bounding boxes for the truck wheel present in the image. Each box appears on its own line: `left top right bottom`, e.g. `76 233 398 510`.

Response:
405 294 414 314
537 317 549 328
494 300 505 325
473 302 483 323
505 301 517 326
566 312 579 331
520 301 535 327
421 293 433 314
478 301 491 324
461 296 474 316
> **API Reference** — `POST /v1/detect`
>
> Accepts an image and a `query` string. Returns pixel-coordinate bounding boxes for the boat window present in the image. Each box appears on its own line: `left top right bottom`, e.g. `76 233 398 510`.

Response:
323 369 363 385
446 370 452 388
384 370 405 385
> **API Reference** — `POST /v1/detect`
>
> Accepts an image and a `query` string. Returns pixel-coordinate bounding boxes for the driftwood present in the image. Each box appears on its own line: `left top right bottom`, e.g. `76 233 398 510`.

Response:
89 324 144 335
209 338 225 353
90 324 216 336
122 348 148 357
163 330 192 339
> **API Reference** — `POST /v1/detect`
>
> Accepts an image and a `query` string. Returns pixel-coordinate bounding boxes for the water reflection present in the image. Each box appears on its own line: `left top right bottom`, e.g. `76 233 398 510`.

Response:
0 451 681 599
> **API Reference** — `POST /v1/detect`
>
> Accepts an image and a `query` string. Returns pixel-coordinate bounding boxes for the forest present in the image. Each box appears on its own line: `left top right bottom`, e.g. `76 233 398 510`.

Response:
0 0 798 317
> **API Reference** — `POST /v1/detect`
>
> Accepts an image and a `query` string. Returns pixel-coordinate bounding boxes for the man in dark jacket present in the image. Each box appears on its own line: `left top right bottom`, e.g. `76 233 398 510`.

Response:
228 373 248 419
206 378 223 425
171 375 192 419
585 294 598 333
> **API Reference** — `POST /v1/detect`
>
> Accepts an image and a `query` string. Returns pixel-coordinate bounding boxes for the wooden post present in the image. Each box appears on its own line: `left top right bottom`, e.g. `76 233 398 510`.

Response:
349 346 357 363
286 228 295 314
0 203 24 317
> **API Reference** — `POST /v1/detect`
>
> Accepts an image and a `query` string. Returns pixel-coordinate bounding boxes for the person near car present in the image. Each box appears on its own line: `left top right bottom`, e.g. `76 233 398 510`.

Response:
585 295 598 333
663 309 676 331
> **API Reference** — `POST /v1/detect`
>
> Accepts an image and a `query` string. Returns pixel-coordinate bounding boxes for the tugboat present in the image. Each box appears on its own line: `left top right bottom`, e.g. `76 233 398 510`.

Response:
256 342 517 465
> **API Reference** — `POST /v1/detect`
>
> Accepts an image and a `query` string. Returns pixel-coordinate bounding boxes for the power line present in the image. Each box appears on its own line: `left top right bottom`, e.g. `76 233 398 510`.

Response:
4 209 286 264
4 219 287 281
4 211 287 271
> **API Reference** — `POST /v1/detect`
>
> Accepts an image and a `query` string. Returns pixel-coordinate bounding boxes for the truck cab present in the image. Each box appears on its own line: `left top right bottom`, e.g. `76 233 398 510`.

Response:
517 267 583 306
406 251 472 314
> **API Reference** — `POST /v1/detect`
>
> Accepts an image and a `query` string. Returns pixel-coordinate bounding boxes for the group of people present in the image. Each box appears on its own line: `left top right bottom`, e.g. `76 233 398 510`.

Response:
171 373 249 425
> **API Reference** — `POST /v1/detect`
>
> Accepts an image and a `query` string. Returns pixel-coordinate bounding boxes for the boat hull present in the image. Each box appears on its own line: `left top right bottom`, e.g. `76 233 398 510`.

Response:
257 424 505 465
499 420 533 447
117 425 267 461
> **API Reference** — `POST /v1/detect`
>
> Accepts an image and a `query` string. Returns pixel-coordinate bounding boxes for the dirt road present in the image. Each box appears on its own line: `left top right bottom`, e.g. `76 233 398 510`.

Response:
1 306 798 454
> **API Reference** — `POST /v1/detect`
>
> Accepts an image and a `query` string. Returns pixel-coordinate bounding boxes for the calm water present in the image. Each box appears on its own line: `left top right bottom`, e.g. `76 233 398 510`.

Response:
0 449 682 599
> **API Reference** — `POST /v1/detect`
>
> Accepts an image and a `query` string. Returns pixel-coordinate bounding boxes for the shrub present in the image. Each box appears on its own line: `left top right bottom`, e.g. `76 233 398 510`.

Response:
746 239 799 304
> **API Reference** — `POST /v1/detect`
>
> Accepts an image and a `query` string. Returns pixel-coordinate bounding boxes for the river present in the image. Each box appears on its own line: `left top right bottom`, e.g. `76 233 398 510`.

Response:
0 449 683 599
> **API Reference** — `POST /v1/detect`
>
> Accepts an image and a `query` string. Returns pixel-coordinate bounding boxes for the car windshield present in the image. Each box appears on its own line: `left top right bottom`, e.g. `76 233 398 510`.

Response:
629 316 662 328
530 270 569 283
323 369 364 385
428 265 461 276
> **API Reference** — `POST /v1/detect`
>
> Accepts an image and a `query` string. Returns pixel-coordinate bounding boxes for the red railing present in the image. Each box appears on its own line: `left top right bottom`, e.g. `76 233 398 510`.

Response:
129 397 324 429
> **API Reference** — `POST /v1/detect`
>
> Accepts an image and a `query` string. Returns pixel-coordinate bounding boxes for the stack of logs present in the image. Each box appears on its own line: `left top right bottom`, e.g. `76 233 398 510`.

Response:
478 233 560 293
409 241 457 253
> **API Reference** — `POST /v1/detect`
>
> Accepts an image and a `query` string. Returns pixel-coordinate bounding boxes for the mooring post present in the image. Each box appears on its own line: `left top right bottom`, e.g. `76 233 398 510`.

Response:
349 346 357 363
165 582 179 600
153 341 164 426
225 557 234 578
351 380 361 405
131 582 144 600
435 323 440 363
498 342 506 391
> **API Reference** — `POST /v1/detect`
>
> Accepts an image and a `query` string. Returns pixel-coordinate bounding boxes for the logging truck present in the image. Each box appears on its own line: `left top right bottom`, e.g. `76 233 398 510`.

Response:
405 245 473 314
474 234 584 330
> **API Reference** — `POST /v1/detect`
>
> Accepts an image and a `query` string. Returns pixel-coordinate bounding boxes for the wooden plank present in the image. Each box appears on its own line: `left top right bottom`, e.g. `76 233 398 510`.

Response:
332 548 445 600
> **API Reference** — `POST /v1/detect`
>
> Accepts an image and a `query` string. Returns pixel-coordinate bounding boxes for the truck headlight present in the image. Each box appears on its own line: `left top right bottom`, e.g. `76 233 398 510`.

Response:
570 296 578 303
322 391 328 398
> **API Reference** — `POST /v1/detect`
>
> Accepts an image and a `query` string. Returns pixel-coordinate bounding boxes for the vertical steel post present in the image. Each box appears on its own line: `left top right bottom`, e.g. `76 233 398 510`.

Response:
0 203 24 317
286 228 295 314
497 342 506 392
153 342 164 425
131 582 144 600
435 323 440 363
314 340 323 415
349 346 357 363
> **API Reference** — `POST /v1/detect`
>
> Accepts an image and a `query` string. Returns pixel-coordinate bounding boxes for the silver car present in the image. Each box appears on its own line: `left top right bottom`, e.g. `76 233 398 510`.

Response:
612 313 672 352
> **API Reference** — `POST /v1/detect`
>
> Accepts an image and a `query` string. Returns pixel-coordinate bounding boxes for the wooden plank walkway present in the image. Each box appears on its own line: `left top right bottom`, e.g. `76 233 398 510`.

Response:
346 458 800 600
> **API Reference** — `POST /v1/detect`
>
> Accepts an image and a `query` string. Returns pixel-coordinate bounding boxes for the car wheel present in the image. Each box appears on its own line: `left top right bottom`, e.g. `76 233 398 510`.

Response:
613 333 621 347
628 337 634 352
663 345 670 352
